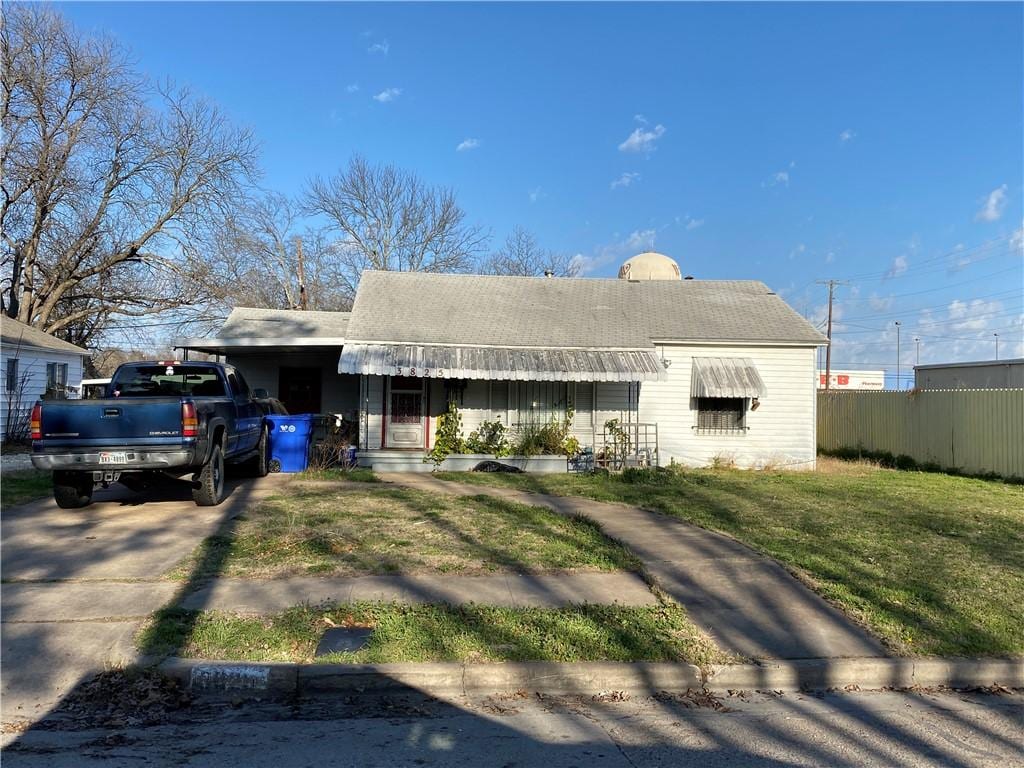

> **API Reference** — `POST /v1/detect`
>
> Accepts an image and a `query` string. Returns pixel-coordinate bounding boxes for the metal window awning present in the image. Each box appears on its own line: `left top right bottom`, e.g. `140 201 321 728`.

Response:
339 343 668 382
691 357 766 398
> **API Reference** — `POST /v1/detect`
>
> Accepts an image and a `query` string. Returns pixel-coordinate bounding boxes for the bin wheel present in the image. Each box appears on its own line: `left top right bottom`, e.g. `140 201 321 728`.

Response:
269 459 282 473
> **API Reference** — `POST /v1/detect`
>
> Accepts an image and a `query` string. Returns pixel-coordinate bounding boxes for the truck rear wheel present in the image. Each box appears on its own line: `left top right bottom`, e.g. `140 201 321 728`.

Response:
193 444 225 506
245 427 269 478
53 471 93 509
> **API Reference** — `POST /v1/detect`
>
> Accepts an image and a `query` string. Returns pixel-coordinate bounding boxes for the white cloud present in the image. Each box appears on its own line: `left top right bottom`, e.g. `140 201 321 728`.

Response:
839 128 856 143
618 123 666 153
975 184 1008 222
825 251 836 264
610 171 640 190
373 88 402 103
885 254 908 278
346 83 360 93
573 229 657 275
1011 221 1023 253
788 243 806 260
528 186 545 204
633 114 648 125
456 138 480 152
762 160 796 188
683 215 704 231
367 40 390 55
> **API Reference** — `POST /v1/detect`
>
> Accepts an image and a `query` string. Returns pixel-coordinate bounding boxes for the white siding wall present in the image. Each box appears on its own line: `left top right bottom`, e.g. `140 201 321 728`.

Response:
1 347 85 440
226 352 359 416
638 344 818 469
364 375 384 450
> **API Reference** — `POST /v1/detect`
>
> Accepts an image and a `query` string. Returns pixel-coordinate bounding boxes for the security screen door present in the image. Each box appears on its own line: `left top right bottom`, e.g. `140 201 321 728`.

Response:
386 376 425 448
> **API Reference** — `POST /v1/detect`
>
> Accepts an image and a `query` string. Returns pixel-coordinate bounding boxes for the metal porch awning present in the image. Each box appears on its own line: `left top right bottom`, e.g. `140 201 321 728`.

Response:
691 357 766 398
339 343 668 382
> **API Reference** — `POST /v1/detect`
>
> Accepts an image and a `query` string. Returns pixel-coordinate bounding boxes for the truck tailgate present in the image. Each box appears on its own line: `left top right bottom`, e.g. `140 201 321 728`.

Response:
38 398 186 447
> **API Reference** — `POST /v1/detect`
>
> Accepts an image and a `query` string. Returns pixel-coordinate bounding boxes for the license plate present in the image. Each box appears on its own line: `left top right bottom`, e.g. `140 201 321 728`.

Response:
98 452 128 465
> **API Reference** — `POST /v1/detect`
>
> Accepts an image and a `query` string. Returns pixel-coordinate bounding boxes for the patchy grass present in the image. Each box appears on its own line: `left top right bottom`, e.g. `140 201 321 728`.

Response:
170 481 640 579
1 469 50 510
298 467 379 483
137 602 727 666
436 461 1024 657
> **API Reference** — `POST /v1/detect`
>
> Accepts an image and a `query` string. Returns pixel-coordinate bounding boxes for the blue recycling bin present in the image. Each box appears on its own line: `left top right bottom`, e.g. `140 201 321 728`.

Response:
266 414 316 472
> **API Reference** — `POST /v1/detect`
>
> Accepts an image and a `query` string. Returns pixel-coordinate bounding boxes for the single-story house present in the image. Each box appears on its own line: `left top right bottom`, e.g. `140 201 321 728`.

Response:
178 252 827 471
1 316 89 441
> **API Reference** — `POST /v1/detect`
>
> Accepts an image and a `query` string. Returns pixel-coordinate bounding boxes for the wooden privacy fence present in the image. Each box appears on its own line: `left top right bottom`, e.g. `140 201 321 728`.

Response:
817 389 1024 479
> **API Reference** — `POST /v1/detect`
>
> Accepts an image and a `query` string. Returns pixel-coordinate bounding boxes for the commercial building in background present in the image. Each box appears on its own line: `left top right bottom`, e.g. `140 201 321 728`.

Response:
914 359 1024 390
816 369 885 390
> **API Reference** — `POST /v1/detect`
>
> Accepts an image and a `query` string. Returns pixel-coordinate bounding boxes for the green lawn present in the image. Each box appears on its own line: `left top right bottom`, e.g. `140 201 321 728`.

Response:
1 469 50 510
137 602 727 665
437 459 1024 657
171 480 641 579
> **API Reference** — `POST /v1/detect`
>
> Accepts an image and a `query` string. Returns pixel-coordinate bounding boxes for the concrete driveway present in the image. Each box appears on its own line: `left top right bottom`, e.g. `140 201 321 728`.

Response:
1 473 286 729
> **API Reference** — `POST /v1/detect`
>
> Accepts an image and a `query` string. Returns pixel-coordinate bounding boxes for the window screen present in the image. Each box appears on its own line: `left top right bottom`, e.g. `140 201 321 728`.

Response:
696 398 746 433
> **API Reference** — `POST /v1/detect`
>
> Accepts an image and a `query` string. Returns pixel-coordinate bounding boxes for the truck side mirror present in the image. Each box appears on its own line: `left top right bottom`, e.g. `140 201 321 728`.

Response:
253 388 269 399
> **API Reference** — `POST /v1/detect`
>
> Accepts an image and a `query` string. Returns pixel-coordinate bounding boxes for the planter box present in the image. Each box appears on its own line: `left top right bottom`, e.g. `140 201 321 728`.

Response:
439 454 569 473
355 451 569 474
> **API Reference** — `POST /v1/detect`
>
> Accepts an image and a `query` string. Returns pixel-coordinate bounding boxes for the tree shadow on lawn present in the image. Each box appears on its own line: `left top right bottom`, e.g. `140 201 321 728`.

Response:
439 470 1024 657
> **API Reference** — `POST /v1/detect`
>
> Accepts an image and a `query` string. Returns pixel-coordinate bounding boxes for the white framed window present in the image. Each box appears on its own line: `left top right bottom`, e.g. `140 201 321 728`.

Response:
46 362 69 396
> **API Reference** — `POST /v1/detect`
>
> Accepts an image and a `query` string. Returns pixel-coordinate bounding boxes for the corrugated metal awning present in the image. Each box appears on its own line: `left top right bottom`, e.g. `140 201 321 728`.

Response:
691 357 766 398
339 343 667 382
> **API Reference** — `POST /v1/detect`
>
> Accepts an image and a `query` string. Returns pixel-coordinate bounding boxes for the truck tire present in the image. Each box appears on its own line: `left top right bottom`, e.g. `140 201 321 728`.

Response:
193 444 225 506
53 471 93 509
246 427 270 477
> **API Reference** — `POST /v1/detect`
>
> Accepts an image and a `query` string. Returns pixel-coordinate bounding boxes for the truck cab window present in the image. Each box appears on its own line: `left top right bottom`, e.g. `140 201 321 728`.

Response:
110 366 226 397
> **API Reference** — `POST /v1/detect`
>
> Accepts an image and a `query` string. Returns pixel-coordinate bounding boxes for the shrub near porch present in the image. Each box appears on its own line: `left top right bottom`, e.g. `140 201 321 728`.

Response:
171 480 640 578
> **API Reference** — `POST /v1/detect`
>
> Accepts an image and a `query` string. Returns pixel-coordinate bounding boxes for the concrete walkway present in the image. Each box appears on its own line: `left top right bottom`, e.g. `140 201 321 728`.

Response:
179 572 657 613
379 473 887 660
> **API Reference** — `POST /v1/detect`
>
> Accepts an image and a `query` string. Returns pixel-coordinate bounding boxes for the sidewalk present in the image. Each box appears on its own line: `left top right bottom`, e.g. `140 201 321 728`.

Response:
180 572 657 613
379 473 887 660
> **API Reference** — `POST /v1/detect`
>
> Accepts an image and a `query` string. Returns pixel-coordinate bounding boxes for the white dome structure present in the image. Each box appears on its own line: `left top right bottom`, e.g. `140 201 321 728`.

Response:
617 251 682 281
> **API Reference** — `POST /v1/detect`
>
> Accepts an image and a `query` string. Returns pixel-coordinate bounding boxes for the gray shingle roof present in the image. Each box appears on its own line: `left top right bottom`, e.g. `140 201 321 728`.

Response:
344 271 826 348
219 307 350 340
1 316 88 355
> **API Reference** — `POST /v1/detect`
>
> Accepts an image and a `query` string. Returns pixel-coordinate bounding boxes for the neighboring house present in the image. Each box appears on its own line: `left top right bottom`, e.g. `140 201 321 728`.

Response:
914 358 1024 390
178 252 827 470
1 316 89 441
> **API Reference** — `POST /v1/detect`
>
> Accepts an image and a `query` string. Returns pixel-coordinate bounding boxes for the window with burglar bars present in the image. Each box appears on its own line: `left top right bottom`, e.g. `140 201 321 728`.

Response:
695 397 746 433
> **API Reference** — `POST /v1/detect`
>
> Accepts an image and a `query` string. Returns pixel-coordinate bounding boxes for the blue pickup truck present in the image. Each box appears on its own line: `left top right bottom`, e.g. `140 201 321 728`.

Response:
30 361 268 508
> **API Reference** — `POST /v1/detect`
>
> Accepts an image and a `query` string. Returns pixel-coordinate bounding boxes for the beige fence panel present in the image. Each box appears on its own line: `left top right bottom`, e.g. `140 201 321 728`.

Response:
817 389 1024 478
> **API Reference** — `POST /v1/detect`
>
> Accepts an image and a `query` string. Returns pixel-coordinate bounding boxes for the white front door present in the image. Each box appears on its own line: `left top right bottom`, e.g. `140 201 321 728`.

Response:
386 377 425 448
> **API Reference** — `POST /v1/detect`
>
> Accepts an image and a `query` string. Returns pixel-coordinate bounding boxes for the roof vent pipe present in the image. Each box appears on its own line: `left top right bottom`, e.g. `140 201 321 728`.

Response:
684 275 694 280
543 269 554 277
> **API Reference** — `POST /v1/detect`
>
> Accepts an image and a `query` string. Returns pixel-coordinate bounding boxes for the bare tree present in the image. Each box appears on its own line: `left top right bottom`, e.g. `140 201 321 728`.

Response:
1 6 258 346
482 226 581 277
208 192 351 311
304 155 488 301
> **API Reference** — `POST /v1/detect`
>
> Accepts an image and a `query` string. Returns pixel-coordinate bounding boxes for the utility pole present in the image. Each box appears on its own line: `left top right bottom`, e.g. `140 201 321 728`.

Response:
295 236 308 311
994 333 999 360
914 337 920 367
894 321 902 390
815 280 849 390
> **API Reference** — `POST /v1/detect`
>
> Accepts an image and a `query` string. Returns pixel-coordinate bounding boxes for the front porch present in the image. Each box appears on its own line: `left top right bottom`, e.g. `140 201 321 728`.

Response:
355 375 659 472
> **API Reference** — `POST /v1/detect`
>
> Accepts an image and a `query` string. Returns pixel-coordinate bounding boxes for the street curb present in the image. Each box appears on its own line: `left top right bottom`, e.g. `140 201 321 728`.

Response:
157 656 1022 699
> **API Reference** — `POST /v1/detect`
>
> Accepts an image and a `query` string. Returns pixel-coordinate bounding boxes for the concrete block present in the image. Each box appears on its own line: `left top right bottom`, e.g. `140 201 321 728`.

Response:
913 657 1024 689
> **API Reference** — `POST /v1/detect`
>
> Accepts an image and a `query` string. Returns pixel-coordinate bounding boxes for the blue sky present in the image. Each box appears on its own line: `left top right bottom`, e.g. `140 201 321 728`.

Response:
59 2 1023 381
